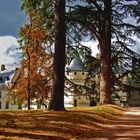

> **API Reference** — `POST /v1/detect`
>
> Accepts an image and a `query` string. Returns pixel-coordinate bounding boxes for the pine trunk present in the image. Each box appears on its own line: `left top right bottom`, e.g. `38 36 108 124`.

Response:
99 42 112 104
99 0 112 104
48 0 66 110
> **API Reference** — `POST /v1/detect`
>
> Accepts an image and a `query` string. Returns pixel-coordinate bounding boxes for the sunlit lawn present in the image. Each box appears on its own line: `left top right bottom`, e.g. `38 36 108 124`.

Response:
0 105 127 140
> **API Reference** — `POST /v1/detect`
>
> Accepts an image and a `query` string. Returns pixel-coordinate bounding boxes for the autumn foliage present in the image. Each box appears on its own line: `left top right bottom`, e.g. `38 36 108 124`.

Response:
10 11 53 108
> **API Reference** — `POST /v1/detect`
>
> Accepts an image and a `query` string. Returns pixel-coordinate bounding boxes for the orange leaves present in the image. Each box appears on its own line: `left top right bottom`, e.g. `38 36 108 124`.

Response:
21 26 47 42
10 10 53 104
30 27 47 41
21 11 47 42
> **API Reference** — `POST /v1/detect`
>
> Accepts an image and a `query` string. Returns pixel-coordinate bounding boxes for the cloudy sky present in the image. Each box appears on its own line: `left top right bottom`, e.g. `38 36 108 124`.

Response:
0 0 26 70
0 0 139 70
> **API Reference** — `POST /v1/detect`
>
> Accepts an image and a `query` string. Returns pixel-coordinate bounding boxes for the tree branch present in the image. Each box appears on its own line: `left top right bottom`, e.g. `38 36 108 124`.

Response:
86 0 103 14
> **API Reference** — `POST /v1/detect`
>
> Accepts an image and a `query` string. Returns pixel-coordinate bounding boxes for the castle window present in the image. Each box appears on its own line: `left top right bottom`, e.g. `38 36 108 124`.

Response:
128 92 131 98
0 77 3 83
0 91 1 98
82 72 85 75
74 72 77 75
5 102 9 109
74 99 77 107
5 76 10 81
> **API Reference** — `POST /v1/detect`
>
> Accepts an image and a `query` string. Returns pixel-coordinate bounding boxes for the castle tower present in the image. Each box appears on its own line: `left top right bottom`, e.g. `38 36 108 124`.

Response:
65 55 88 85
65 55 89 107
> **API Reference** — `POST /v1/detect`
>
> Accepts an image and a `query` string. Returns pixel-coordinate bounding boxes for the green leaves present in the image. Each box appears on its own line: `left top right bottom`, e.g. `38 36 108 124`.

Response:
21 0 41 11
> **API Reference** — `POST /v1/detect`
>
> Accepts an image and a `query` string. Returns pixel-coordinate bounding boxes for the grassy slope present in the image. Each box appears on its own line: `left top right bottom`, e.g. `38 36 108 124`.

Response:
0 104 127 140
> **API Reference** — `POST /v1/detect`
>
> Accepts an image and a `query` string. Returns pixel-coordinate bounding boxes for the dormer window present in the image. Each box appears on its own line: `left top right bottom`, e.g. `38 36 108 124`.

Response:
5 76 10 81
0 77 3 83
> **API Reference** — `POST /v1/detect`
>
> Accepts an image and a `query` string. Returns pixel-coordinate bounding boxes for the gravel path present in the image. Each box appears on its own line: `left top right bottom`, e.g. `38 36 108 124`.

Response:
93 109 140 140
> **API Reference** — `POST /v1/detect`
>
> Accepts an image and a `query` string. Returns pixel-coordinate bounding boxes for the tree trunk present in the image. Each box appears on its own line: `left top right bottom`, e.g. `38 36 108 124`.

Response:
48 0 66 110
99 42 112 104
27 48 31 110
37 100 41 109
99 0 112 104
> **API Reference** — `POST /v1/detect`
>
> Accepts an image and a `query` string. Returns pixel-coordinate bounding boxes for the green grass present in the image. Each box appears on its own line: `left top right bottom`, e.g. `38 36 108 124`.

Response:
0 104 127 140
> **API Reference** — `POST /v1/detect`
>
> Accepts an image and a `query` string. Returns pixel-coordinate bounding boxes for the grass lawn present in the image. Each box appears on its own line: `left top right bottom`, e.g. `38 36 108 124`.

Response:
0 104 127 140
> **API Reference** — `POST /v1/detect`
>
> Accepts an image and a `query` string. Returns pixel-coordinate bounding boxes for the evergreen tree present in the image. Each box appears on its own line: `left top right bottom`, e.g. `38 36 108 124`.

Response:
66 0 140 104
19 0 140 107
48 0 66 110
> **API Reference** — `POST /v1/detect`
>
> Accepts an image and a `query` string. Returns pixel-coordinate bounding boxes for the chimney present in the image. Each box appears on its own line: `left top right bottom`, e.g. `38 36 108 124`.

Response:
96 53 101 59
1 64 6 71
15 67 18 71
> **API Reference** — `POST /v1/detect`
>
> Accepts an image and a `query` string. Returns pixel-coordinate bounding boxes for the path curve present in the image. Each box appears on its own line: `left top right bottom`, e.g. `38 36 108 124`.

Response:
93 108 140 140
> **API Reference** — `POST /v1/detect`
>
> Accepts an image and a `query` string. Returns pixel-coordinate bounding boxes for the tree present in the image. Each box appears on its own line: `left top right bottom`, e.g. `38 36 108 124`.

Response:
66 0 112 104
20 0 67 110
66 0 140 104
10 10 52 109
48 0 66 110
19 0 140 107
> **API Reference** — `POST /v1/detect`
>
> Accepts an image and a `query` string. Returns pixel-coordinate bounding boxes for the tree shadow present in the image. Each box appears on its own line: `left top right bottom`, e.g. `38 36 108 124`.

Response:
0 131 67 140
1 109 140 139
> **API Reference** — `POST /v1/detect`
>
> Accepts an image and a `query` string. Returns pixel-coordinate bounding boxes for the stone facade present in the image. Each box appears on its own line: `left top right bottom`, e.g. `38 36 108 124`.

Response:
0 65 17 110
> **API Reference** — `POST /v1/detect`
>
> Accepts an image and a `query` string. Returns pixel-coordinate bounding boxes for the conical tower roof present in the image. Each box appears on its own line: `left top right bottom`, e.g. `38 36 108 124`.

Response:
66 55 84 71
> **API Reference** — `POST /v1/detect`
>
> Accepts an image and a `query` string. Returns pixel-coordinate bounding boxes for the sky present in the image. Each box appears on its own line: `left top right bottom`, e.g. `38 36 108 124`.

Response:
0 0 26 70
0 0 139 70
0 0 26 37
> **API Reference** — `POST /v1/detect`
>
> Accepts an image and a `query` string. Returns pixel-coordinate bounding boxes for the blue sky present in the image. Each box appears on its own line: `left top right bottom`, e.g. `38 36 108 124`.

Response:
0 0 26 37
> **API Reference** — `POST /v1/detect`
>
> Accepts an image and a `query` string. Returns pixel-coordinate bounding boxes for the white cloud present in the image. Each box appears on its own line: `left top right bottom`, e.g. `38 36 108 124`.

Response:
131 36 140 54
81 41 99 57
0 36 21 70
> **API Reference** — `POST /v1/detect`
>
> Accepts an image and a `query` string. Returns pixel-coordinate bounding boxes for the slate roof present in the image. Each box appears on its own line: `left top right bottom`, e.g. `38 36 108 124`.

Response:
0 70 15 77
66 55 84 72
0 69 15 84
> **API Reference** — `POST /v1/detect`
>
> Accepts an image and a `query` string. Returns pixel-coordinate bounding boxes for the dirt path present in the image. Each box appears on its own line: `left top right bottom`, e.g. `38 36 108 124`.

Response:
93 109 140 140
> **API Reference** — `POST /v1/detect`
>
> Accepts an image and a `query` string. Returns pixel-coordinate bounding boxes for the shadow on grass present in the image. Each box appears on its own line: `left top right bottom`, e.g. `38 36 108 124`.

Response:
0 111 123 139
0 131 67 140
0 105 136 139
